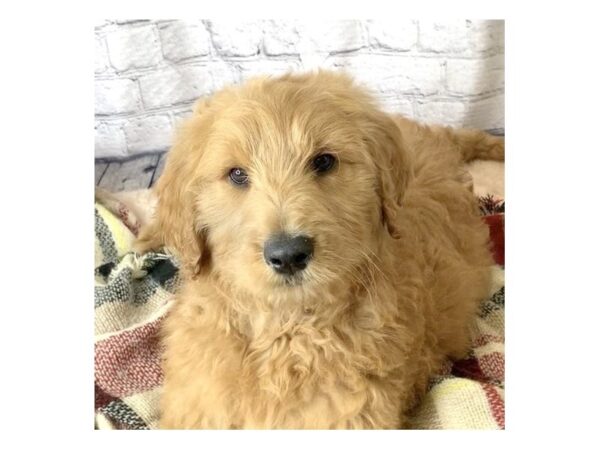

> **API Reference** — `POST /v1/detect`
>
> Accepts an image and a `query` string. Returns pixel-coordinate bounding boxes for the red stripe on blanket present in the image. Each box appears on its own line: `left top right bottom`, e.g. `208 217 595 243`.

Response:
95 317 165 397
451 357 485 382
474 333 504 348
452 353 504 386
95 382 118 409
484 214 504 266
482 383 505 429
478 352 505 382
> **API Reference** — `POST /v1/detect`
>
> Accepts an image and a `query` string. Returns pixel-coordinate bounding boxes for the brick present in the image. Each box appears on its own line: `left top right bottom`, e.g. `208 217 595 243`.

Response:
206 61 240 91
173 109 194 126
414 100 466 127
463 95 504 130
446 55 504 96
325 55 443 96
367 20 417 51
94 19 114 29
300 20 366 54
95 121 127 158
138 63 238 109
263 20 301 55
209 21 262 57
419 20 471 53
238 59 300 81
376 96 414 116
115 19 151 25
95 35 108 74
469 20 504 54
95 78 141 115
159 21 211 61
106 25 163 72
420 20 504 55
264 20 366 56
124 115 174 154
138 66 213 109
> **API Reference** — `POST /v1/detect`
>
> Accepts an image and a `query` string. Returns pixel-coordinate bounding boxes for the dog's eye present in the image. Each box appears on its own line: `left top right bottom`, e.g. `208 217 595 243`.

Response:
229 168 249 186
311 153 336 174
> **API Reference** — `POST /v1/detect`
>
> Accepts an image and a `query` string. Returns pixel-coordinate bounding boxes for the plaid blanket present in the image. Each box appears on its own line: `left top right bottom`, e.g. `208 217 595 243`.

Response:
94 191 505 430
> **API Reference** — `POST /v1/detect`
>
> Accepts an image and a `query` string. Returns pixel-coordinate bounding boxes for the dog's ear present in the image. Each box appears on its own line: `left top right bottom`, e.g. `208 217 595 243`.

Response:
135 102 213 277
367 112 412 239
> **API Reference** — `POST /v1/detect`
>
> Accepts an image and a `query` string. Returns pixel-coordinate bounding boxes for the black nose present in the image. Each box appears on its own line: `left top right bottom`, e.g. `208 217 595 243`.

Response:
263 234 314 276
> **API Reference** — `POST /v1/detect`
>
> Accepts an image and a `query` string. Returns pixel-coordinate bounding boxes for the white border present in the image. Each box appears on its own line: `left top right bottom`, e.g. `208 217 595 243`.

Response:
3 2 600 448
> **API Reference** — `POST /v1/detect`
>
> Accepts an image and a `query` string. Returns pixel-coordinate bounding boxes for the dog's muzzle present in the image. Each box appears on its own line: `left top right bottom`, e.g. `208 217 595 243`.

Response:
263 233 314 276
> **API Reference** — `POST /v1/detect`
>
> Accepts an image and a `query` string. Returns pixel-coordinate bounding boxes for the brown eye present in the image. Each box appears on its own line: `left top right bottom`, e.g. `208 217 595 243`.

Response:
311 153 336 174
229 168 249 186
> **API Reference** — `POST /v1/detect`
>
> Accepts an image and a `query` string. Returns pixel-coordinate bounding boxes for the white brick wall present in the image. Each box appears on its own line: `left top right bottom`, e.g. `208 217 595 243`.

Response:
95 19 504 159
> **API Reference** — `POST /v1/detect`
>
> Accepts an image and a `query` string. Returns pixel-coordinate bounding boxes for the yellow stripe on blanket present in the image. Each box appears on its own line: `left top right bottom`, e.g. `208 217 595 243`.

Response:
123 387 162 429
427 378 499 429
96 203 135 257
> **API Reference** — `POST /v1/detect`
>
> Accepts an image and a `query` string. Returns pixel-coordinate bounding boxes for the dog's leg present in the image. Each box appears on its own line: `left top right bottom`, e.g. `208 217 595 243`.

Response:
394 116 504 163
134 219 164 254
440 126 504 162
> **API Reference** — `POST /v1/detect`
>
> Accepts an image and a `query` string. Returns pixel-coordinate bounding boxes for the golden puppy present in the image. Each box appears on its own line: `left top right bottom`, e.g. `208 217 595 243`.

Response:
136 71 503 429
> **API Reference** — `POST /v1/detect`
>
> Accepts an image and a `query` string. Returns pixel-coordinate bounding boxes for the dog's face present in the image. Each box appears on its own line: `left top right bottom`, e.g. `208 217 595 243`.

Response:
153 72 410 305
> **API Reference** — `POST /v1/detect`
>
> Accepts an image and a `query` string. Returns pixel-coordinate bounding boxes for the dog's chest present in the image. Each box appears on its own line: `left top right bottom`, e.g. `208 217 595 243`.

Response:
236 327 370 428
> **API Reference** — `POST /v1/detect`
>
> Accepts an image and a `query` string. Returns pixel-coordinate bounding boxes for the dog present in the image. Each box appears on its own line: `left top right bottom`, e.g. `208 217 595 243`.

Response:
135 71 503 429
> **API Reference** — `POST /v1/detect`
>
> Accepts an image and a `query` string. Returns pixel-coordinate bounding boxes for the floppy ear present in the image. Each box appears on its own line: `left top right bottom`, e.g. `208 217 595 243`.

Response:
135 105 212 277
367 112 412 239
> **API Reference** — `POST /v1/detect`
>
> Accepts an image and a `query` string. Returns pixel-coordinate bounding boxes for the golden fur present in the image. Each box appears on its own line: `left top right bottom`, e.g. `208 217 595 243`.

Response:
135 71 504 429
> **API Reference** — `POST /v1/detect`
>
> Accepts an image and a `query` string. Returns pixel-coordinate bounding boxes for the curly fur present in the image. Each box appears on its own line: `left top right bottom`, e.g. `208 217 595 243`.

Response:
135 71 503 429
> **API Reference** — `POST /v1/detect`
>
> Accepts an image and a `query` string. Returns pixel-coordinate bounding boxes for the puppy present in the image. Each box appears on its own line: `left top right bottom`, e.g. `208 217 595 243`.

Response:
136 71 503 429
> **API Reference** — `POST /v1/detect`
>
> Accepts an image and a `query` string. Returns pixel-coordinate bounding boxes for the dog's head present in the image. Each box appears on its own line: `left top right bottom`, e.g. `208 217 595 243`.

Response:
148 71 411 305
